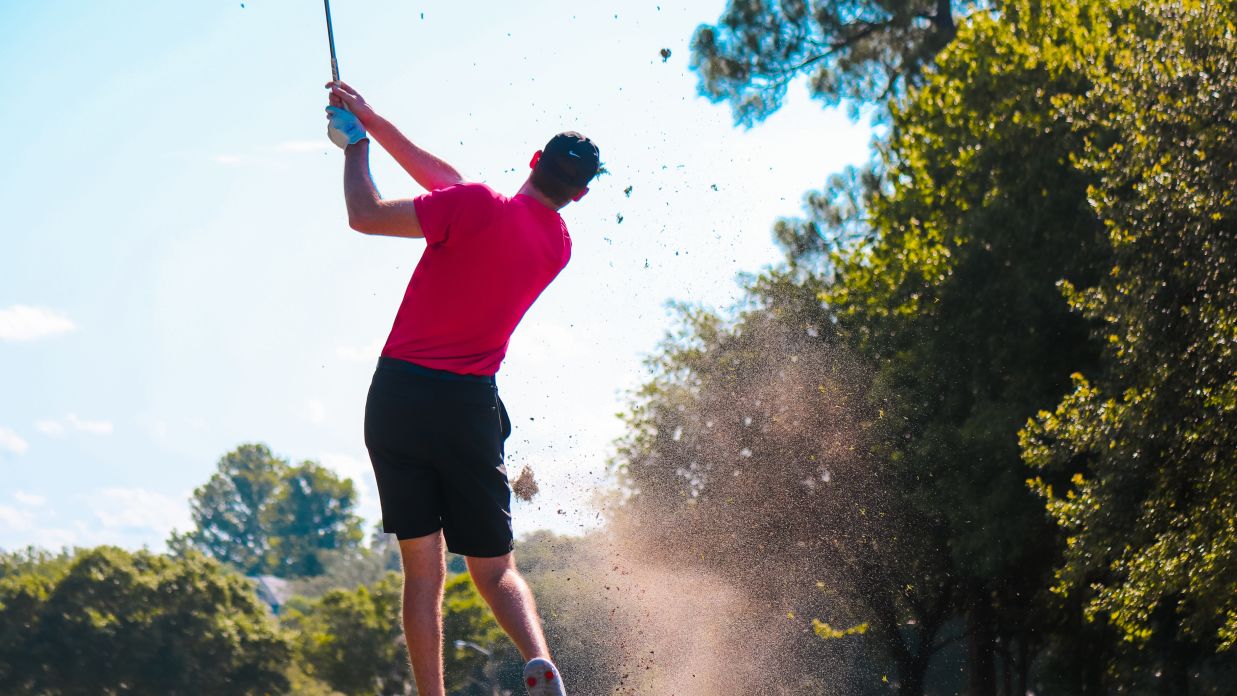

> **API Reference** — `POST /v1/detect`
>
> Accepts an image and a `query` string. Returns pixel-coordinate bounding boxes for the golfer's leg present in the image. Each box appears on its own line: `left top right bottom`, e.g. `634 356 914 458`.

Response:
466 552 551 661
399 532 448 696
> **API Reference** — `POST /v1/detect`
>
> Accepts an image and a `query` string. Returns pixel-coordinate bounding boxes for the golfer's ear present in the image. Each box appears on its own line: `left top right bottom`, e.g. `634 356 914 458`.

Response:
571 187 589 202
529 151 542 169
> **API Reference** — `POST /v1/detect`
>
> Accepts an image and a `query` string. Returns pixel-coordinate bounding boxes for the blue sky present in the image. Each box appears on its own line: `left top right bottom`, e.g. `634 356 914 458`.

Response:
0 0 872 551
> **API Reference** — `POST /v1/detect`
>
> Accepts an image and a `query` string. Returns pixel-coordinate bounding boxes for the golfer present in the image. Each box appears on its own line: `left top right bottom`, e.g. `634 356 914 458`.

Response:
326 81 598 696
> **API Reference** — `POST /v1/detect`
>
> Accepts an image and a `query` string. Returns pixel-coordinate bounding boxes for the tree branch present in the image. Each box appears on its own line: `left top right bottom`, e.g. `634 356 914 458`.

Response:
771 19 894 79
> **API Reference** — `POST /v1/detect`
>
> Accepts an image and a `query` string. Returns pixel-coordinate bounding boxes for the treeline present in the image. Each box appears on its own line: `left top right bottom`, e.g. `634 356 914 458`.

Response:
604 0 1233 694
0 445 555 695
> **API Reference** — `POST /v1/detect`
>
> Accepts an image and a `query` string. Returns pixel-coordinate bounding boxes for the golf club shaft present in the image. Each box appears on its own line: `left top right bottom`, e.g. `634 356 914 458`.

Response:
324 0 340 83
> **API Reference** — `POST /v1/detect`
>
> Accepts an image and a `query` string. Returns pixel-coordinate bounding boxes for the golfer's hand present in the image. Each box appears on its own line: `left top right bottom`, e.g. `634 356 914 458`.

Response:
326 81 377 126
326 106 367 149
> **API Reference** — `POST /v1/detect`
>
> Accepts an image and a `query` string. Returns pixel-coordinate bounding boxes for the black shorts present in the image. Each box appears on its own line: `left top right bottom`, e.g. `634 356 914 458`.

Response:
364 357 514 557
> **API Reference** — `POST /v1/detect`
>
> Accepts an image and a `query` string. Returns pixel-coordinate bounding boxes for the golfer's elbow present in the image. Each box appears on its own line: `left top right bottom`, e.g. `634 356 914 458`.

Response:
348 210 376 234
345 199 422 238
346 200 383 234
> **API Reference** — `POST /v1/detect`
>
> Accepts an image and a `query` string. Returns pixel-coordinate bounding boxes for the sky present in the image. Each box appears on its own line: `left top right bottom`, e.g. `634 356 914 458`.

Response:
0 0 872 552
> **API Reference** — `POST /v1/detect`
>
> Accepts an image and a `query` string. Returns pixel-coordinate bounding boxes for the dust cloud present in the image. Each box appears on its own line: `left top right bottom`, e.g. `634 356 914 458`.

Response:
529 309 899 694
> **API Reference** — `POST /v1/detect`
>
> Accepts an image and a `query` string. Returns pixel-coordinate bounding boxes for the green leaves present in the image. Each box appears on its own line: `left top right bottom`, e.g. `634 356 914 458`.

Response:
0 548 290 695
283 572 412 695
1021 0 1237 658
171 443 364 578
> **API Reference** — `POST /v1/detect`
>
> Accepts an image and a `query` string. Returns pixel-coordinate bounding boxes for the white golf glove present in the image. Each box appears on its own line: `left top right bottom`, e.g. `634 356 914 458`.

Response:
326 106 367 148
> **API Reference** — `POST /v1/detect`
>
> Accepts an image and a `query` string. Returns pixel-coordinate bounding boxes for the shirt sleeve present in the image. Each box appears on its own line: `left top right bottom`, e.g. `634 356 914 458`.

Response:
412 183 499 246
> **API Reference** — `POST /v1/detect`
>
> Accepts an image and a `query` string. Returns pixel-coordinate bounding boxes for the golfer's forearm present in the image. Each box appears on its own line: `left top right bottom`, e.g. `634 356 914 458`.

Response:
364 115 464 191
343 140 382 227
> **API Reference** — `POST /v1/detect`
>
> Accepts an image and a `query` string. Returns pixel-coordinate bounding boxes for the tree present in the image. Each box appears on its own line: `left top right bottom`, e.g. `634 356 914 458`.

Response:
691 0 988 125
170 443 286 574
284 571 412 696
683 0 1232 691
0 548 71 693
171 443 364 578
287 524 402 599
442 573 514 693
1022 0 1237 689
0 547 290 695
285 570 516 696
771 1 1127 690
265 461 365 578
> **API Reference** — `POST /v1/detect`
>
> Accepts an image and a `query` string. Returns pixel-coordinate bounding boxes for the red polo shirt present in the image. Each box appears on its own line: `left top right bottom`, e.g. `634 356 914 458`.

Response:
380 182 572 375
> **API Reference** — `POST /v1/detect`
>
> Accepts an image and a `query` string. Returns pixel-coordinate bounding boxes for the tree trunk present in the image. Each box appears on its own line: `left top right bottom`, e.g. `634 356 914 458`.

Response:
966 591 997 696
898 656 928 696
1015 636 1029 696
1000 643 1013 696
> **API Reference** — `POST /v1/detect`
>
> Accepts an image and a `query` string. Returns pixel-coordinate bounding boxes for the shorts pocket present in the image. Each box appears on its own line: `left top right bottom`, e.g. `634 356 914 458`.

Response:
497 397 512 442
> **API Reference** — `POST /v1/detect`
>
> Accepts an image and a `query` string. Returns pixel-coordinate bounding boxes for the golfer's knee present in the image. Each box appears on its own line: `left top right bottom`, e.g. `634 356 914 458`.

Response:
397 531 446 583
402 560 446 597
465 554 518 592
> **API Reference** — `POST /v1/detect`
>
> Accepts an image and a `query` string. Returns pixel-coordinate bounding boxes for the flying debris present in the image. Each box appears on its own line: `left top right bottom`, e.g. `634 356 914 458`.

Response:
512 467 540 502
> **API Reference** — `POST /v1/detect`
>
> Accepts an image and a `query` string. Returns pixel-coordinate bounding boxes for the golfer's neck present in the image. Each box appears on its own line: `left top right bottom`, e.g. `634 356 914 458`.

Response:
516 180 561 211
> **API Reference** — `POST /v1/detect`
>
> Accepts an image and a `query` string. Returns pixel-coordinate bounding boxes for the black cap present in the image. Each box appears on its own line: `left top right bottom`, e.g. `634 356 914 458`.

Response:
539 132 600 188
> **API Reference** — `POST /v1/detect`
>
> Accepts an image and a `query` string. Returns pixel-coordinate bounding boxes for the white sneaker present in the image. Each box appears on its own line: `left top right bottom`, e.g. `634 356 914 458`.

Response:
523 657 566 696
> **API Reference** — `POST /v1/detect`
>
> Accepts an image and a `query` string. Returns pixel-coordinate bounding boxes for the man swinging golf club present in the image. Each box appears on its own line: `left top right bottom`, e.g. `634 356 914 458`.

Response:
326 82 598 696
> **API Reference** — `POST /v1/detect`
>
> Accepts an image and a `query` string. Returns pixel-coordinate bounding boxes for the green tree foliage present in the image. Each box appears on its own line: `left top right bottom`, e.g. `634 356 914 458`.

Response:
691 0 989 125
442 573 514 692
287 525 402 599
285 570 517 696
284 571 412 696
170 443 285 574
1021 0 1237 682
679 0 1234 691
0 546 290 695
266 461 366 578
0 548 72 691
687 0 1237 687
170 443 363 578
755 1 1123 689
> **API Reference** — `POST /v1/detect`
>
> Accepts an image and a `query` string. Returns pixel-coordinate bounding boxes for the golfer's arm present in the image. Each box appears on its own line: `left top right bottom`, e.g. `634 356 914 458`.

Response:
343 140 424 239
364 114 464 191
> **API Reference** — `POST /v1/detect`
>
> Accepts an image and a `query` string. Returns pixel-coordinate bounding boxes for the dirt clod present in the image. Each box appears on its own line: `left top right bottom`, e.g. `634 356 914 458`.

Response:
512 466 540 502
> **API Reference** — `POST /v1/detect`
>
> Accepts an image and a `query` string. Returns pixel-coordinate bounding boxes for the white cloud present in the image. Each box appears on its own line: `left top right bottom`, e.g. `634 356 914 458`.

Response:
335 338 385 363
35 414 113 437
0 305 75 342
35 419 66 436
0 427 29 455
89 487 190 538
66 413 113 435
0 504 34 531
209 154 245 165
304 399 327 425
13 491 46 507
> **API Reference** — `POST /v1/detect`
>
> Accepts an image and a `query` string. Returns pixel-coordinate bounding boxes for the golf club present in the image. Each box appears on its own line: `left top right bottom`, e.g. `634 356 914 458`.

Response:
323 0 340 83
